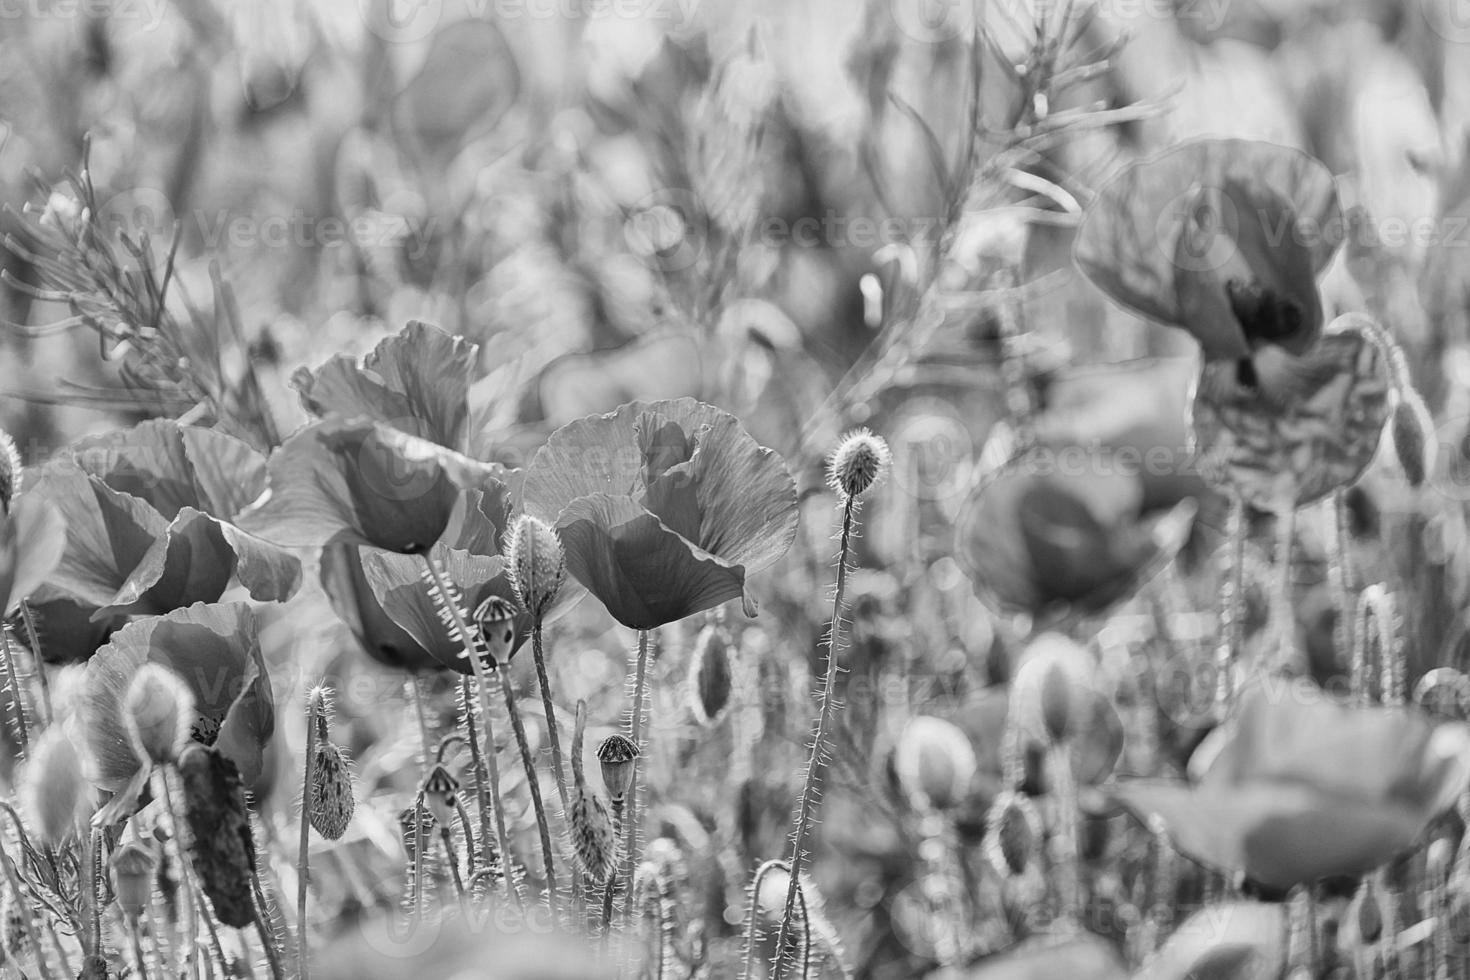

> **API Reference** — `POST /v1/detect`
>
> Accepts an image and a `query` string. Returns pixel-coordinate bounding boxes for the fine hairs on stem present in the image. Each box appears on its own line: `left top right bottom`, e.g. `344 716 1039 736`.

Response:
772 430 889 980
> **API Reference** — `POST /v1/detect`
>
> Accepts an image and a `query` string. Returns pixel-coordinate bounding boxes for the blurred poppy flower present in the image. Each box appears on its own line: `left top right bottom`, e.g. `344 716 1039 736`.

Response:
1133 902 1286 980
521 398 798 630
237 419 498 555
0 493 65 616
26 422 300 636
1114 685 1470 891
76 601 274 818
1075 138 1342 365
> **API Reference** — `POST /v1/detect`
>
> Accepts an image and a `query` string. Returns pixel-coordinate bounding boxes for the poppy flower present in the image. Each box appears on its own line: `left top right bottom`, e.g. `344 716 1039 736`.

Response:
0 493 65 616
957 362 1199 620
520 398 798 631
75 601 274 817
237 418 499 555
1074 138 1342 366
27 422 301 632
1133 902 1286 980
1114 685 1470 891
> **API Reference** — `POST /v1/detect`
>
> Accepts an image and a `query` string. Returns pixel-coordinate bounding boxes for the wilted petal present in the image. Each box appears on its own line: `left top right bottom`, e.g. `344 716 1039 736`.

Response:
557 493 746 630
293 320 477 452
78 602 273 792
238 420 497 554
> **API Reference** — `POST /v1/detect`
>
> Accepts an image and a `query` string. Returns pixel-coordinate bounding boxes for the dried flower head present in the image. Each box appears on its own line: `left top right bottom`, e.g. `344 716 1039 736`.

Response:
0 429 19 514
473 595 519 666
688 623 733 726
826 429 891 500
569 785 616 883
110 842 157 919
177 745 256 929
505 514 566 620
597 734 640 803
309 741 355 841
420 763 461 827
124 663 195 766
21 726 90 845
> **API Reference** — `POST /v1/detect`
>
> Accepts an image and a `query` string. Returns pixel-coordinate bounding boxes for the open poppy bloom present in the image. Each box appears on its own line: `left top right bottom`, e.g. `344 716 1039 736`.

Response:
26 422 301 638
0 493 65 616
1075 138 1342 366
1114 685 1470 891
75 601 274 816
521 398 798 631
237 419 499 555
958 361 1198 619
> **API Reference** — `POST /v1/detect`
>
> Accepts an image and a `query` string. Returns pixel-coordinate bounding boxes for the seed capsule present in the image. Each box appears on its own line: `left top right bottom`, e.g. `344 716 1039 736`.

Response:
505 515 566 621
1391 395 1431 488
420 764 460 827
308 742 355 841
473 596 518 666
596 734 640 804
125 664 195 766
827 428 891 500
984 792 1043 878
110 843 157 919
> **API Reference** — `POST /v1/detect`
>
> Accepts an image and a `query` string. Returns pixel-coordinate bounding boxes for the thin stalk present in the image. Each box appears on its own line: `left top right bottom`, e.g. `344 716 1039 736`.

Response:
1272 500 1298 675
601 799 626 938
618 629 652 929
1215 494 1245 711
407 675 433 768
421 556 519 909
530 626 571 817
1323 494 1354 673
458 678 495 875
0 839 50 980
249 864 285 980
772 497 858 980
17 603 49 725
439 827 466 906
297 690 325 980
126 916 150 980
0 626 28 754
157 771 199 979
495 659 556 898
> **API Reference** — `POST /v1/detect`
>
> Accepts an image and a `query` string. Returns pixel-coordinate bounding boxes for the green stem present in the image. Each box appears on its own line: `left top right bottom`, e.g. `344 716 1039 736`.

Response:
0 625 29 754
421 555 519 909
772 496 857 979
297 690 324 980
618 629 652 930
1215 494 1245 712
17 602 49 726
495 660 557 898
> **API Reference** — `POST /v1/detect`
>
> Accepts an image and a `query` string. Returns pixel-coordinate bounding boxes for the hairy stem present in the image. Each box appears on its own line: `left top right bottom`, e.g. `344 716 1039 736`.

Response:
297 689 324 980
618 629 652 929
496 659 557 899
772 496 857 979
0 625 28 754
17 602 49 725
1215 494 1245 712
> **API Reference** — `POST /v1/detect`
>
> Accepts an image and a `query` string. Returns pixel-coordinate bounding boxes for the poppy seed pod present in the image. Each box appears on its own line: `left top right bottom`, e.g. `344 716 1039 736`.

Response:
893 716 977 811
985 792 1043 878
177 744 256 929
309 742 355 841
827 429 891 500
21 727 89 845
597 734 640 803
110 843 157 919
506 514 566 621
420 764 461 827
473 595 519 665
0 429 19 514
688 624 733 726
569 785 616 883
1391 395 1431 488
124 663 195 766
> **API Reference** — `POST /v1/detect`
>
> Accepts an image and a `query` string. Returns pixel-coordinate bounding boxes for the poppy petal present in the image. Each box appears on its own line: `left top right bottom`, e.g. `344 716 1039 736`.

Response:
293 320 477 452
32 469 170 609
320 543 443 673
0 495 65 615
556 492 746 630
238 420 496 554
1134 902 1286 980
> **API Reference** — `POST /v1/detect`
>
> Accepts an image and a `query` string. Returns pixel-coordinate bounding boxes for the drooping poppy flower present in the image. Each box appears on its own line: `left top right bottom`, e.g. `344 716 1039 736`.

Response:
1114 684 1470 891
75 601 275 819
521 398 799 630
27 422 301 633
237 418 499 555
1075 138 1342 365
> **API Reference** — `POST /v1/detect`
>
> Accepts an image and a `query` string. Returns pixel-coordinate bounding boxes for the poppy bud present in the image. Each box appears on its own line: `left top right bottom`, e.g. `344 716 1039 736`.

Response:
0 429 19 514
984 792 1043 878
688 624 733 726
110 843 157 919
569 785 616 883
472 595 518 665
893 716 977 811
1040 663 1073 743
505 515 566 621
21 727 89 845
827 428 891 500
1391 394 1431 488
420 764 460 827
308 742 355 841
1354 883 1382 944
177 745 256 929
124 664 195 766
597 734 640 803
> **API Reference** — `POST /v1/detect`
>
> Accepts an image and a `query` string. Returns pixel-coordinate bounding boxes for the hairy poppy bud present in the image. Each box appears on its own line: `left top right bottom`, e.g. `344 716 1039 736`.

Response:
505 515 566 620
827 429 891 500
1391 394 1431 488
177 745 256 929
893 716 977 811
1039 663 1073 743
597 734 640 804
570 786 615 883
984 792 1043 878
1354 882 1382 944
125 664 195 766
110 843 157 919
473 596 518 665
688 624 733 726
420 764 460 827
309 742 355 841
21 727 89 845
0 429 19 514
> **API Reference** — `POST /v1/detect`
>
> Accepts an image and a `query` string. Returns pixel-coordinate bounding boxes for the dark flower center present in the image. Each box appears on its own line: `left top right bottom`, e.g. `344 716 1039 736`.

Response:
1226 278 1304 346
